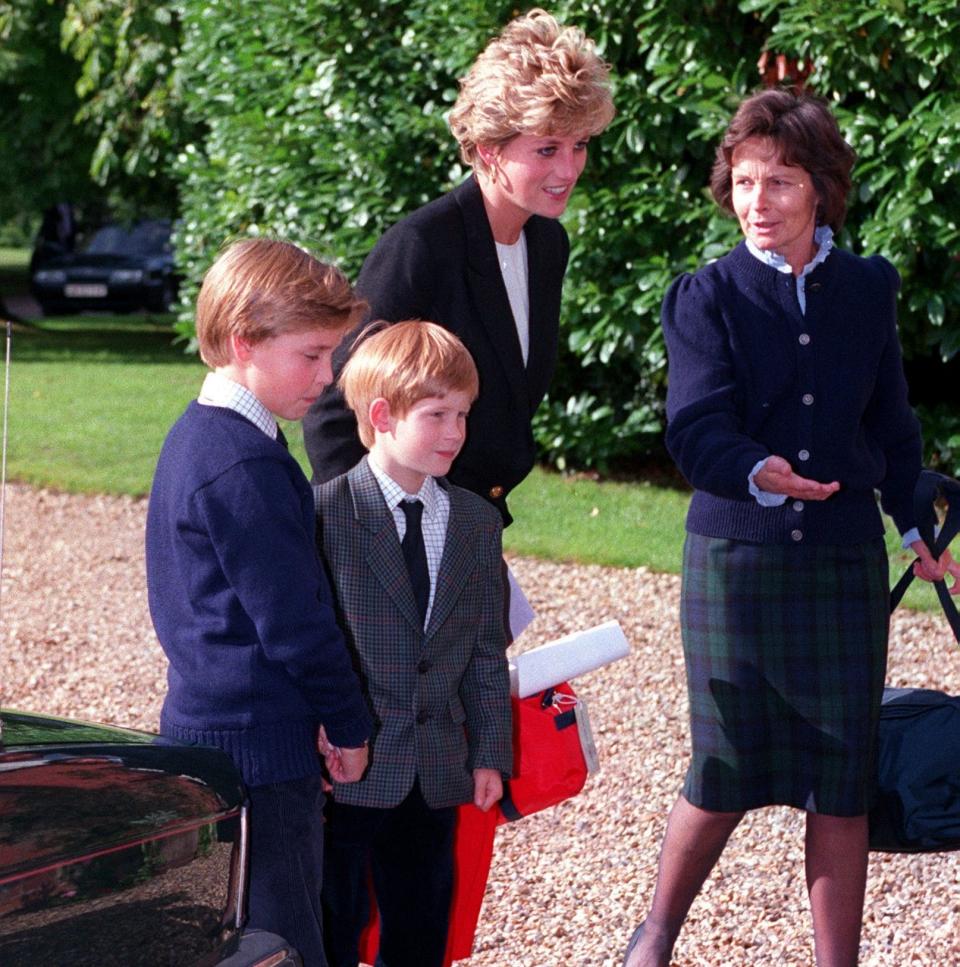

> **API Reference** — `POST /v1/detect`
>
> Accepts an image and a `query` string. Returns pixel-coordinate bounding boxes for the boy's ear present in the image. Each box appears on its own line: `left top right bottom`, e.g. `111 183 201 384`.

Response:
230 332 255 364
369 397 393 433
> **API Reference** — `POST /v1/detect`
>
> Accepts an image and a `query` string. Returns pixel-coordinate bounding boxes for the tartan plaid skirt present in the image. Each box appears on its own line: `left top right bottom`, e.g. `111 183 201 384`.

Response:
680 533 889 816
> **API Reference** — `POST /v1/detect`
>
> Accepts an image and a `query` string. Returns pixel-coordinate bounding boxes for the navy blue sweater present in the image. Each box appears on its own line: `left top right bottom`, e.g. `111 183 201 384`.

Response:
146 402 372 787
663 242 922 545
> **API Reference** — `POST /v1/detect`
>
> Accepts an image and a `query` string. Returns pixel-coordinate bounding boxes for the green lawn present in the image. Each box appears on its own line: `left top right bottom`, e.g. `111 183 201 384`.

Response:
2 314 948 614
7 316 207 493
0 247 29 270
504 468 690 572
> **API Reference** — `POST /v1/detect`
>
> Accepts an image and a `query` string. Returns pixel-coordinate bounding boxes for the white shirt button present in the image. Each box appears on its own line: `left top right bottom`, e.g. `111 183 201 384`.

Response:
798 449 810 461
802 393 814 405
799 333 811 345
791 529 803 542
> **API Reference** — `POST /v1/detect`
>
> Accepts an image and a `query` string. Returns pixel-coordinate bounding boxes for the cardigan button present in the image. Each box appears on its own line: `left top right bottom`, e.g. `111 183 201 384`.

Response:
798 449 810 461
791 529 803 542
799 333 811 345
793 500 804 512
802 393 814 406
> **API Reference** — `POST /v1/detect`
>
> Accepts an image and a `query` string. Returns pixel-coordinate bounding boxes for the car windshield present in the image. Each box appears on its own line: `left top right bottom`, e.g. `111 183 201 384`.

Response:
83 222 171 257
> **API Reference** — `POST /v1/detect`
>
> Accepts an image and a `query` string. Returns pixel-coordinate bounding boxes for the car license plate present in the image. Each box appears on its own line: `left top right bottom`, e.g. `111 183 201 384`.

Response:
65 283 108 298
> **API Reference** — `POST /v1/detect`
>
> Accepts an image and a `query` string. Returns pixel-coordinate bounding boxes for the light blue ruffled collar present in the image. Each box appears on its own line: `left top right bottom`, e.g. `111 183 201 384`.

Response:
745 224 834 277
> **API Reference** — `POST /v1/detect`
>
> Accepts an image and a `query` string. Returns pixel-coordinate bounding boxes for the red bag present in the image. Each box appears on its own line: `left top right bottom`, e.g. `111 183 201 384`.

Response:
498 682 589 823
359 681 590 964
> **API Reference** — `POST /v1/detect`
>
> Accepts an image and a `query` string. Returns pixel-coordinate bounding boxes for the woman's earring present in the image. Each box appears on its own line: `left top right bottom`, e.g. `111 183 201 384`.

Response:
479 147 498 183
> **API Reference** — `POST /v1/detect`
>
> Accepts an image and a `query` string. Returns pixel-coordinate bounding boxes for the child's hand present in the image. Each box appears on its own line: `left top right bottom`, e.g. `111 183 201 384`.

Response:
317 724 334 758
317 724 369 784
473 768 503 812
334 744 369 783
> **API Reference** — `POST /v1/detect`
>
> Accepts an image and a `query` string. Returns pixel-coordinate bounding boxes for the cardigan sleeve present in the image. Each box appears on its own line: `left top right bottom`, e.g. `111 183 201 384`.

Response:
195 457 373 748
862 256 923 534
662 271 771 499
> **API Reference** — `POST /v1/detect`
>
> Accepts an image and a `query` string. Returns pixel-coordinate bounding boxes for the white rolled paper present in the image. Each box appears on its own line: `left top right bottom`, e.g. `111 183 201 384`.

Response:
508 620 630 697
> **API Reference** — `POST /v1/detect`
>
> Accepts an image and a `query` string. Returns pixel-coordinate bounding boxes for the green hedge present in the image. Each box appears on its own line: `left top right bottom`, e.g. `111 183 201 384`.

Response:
160 1 958 473
173 0 514 334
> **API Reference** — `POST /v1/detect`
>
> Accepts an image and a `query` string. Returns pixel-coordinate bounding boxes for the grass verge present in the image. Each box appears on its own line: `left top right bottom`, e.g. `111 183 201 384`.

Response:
3 315 949 614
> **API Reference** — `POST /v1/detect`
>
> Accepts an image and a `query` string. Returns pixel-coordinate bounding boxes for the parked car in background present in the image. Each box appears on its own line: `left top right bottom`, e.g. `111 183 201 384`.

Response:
0 707 299 967
30 220 179 316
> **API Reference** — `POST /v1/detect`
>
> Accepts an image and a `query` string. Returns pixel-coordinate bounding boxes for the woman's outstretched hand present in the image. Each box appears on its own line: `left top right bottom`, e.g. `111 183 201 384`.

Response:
753 455 840 501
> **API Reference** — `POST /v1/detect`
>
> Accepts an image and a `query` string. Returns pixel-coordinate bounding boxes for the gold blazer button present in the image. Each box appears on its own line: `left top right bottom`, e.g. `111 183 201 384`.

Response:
488 485 505 499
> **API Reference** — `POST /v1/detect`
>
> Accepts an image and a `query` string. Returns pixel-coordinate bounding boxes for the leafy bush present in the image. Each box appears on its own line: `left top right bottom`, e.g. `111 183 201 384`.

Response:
542 0 960 470
54 0 959 471
172 0 514 347
917 403 960 477
0 0 102 223
61 0 184 220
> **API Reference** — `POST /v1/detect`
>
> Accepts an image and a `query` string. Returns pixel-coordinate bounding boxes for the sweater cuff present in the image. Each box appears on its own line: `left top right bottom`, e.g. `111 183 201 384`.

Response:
322 707 374 749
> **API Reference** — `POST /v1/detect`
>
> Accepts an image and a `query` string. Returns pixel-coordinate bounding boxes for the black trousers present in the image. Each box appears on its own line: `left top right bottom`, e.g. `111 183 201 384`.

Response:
321 780 456 967
248 775 328 967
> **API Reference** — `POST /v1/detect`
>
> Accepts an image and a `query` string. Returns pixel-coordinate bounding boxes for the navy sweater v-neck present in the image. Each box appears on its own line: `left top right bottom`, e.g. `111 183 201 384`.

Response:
663 241 922 545
146 402 371 787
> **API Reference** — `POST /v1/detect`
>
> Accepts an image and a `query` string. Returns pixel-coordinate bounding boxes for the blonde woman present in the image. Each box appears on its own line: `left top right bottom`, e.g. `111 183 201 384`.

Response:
304 8 614 527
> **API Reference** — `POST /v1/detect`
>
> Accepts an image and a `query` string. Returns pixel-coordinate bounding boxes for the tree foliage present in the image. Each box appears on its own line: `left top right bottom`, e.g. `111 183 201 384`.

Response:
8 0 958 472
0 0 100 230
165 0 960 471
171 0 514 344
61 0 185 217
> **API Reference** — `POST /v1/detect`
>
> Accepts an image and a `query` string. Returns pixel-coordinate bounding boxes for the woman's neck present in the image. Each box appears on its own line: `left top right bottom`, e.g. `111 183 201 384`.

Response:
476 171 529 245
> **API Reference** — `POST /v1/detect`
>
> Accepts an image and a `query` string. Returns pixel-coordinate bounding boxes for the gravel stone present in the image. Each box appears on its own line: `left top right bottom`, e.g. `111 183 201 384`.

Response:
1 483 958 966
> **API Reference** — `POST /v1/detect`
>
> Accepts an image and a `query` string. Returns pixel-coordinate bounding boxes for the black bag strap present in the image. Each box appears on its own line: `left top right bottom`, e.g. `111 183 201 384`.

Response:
889 469 960 642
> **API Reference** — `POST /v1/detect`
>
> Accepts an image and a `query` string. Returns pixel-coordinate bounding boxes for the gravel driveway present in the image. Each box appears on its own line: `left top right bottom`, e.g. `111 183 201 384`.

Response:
2 483 958 966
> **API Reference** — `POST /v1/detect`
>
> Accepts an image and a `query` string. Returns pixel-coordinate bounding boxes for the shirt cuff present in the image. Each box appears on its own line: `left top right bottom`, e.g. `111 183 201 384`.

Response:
901 526 922 551
748 458 787 507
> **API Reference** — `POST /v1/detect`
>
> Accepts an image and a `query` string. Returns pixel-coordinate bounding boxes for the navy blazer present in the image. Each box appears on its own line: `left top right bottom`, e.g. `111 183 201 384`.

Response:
303 175 568 524
315 458 513 810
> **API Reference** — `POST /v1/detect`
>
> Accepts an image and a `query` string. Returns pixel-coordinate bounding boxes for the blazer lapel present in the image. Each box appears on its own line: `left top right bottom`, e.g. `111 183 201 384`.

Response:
424 481 479 641
522 216 563 410
348 458 425 633
456 178 530 407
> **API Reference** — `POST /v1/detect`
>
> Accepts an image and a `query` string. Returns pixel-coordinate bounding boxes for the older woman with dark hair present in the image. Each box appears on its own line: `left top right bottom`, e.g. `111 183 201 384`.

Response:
623 88 959 967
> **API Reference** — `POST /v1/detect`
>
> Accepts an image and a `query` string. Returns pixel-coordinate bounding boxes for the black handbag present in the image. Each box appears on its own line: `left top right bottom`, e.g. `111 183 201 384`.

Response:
868 470 960 853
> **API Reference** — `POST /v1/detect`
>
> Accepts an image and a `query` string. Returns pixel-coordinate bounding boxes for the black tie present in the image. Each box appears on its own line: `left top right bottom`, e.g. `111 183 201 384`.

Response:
400 500 429 624
275 426 288 449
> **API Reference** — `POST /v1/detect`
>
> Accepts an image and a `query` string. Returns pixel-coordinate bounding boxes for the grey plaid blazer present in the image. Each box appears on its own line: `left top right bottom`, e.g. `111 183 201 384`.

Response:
315 457 512 809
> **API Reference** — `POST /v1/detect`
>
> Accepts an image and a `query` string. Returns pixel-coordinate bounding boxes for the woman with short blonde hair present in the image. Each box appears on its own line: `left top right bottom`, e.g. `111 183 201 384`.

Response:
449 8 615 175
304 7 614 529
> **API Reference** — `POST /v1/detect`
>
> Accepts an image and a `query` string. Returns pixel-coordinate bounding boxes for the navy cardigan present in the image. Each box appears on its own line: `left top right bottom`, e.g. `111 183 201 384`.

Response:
146 402 372 787
663 241 922 545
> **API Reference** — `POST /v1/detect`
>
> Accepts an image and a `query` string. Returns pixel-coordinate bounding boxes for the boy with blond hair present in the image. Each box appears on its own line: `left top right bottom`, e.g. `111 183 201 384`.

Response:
146 238 372 967
314 320 512 967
